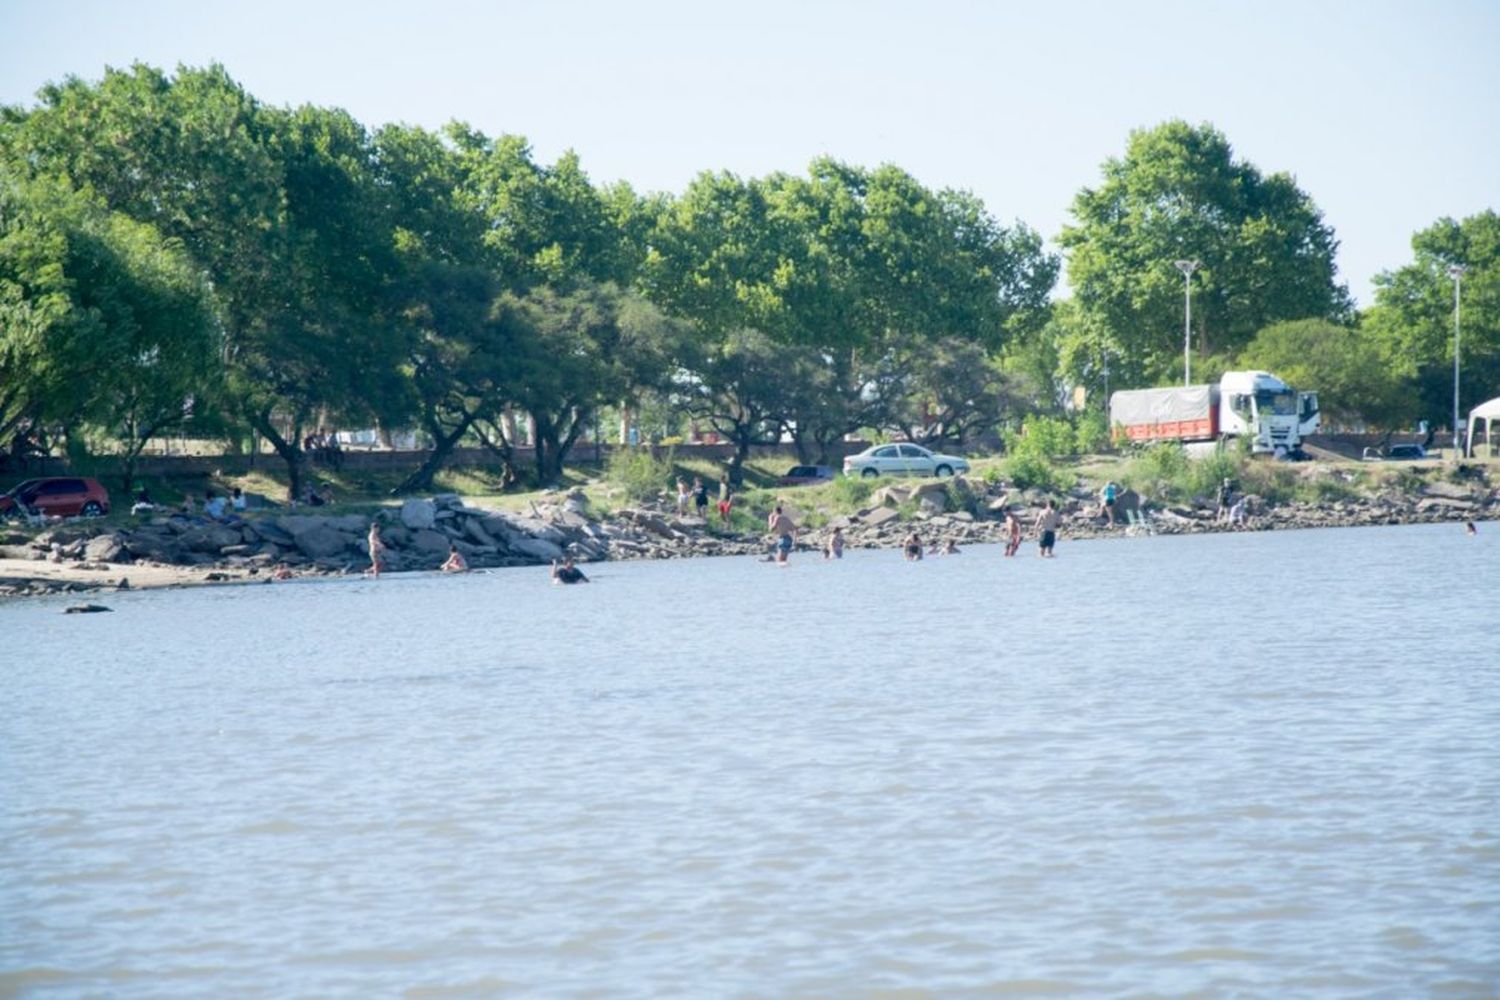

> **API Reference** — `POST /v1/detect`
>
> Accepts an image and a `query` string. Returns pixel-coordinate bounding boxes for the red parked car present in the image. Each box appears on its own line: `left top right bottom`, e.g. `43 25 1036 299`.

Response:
0 477 111 518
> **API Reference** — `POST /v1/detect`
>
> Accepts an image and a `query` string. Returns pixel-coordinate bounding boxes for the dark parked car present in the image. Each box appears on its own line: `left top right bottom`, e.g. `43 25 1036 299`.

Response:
0 477 111 518
776 465 837 487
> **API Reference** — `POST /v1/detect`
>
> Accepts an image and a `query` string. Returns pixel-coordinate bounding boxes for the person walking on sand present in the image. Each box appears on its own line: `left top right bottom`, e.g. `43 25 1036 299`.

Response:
768 503 797 564
441 543 469 573
825 525 845 560
366 521 386 577
1034 500 1060 558
717 471 733 527
1004 508 1022 557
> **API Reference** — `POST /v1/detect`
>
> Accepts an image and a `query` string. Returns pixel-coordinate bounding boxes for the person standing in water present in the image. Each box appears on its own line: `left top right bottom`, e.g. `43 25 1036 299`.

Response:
1003 508 1022 557
551 556 589 584
825 525 845 560
904 532 924 561
1034 500 1060 558
367 520 387 576
768 504 797 564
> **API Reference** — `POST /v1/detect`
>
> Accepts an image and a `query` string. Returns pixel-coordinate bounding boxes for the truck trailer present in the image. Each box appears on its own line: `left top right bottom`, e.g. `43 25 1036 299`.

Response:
1110 370 1319 455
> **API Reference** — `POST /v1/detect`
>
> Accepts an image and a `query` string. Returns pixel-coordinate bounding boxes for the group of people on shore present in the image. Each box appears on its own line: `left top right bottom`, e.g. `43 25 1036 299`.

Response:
762 498 1064 564
676 473 735 526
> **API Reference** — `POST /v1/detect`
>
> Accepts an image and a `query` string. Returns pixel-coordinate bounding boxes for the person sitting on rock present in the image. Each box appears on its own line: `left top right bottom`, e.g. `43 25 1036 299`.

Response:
204 490 227 520
551 556 589 584
441 544 469 573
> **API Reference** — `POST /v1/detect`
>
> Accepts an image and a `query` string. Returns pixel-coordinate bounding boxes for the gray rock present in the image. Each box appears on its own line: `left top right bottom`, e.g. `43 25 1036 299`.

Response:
179 524 244 553
464 519 498 547
862 506 903 528
295 525 358 559
84 533 130 563
400 498 437 530
410 528 453 554
509 536 565 562
1423 481 1475 500
250 521 295 546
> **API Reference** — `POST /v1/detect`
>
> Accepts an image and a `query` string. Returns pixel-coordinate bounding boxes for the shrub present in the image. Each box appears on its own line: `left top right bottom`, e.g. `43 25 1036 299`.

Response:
1125 443 1191 501
1004 451 1069 492
1007 415 1076 461
826 474 877 509
606 446 676 503
1074 410 1110 455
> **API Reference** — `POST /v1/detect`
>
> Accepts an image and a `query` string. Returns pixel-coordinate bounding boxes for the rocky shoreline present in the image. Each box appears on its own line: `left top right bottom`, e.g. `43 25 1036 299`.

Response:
3 475 1494 599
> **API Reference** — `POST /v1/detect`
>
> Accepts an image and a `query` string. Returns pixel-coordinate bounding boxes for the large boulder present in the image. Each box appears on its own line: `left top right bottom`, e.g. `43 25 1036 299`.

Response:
400 498 437 530
509 517 567 545
509 536 565 562
84 533 131 564
860 506 903 528
295 525 357 559
464 518 499 547
409 528 453 554
177 524 244 553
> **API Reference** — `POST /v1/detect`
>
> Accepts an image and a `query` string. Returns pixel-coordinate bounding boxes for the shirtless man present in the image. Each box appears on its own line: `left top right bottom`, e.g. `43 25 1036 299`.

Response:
1003 508 1022 557
1034 500 1060 558
551 556 589 584
768 504 797 564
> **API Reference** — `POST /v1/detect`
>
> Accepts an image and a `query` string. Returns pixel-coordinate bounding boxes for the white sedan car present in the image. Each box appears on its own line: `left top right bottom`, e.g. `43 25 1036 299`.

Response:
843 443 970 478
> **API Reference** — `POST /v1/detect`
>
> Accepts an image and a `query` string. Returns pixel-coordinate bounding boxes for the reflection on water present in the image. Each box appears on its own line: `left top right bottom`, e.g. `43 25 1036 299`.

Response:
3 523 1498 997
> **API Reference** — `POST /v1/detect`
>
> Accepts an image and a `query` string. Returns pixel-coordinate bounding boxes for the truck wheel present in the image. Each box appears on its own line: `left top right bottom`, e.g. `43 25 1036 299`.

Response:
861 468 879 479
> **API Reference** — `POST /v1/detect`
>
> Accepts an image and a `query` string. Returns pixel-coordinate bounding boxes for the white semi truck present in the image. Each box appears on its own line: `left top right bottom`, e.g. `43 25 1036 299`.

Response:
1110 370 1320 455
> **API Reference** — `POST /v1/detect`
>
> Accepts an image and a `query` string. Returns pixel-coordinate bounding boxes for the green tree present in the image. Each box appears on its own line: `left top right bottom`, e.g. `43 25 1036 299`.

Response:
1060 120 1349 384
1237 319 1403 428
1365 210 1500 432
498 282 678 484
0 171 216 484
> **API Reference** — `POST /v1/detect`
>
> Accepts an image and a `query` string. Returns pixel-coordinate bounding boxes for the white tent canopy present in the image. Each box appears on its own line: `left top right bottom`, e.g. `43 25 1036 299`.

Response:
1465 397 1500 457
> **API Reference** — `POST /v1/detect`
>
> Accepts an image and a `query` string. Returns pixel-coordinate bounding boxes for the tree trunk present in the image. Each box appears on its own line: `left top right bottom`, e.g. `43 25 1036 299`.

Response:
395 413 474 495
253 410 307 502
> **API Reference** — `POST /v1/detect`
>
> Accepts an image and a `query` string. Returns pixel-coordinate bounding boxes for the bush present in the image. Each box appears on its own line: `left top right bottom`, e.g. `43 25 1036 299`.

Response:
1074 410 1110 455
606 446 676 503
1006 415 1076 461
1125 443 1191 501
1004 451 1070 492
826 474 877 508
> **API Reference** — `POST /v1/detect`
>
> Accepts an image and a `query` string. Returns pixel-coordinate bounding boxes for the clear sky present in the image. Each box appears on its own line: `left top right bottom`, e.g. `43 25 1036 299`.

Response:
2 0 1495 307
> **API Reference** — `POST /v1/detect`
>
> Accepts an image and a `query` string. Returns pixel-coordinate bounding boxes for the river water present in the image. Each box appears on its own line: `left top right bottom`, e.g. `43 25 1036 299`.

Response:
2 522 1498 997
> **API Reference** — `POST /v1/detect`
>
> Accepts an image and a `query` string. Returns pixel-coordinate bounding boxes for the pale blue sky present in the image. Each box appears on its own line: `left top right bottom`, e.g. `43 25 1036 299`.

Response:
2 0 1495 306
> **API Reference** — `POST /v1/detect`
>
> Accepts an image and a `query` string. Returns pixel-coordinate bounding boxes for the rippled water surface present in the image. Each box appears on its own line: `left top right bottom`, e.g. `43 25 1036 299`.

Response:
3 522 1499 997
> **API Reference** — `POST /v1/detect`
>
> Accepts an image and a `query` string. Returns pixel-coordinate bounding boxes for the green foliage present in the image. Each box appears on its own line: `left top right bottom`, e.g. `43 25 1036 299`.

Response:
1124 443 1190 500
1074 410 1110 455
1059 120 1350 385
825 474 876 508
1007 415 1076 460
1367 209 1499 429
1003 451 1069 492
1238 318 1404 428
606 445 677 503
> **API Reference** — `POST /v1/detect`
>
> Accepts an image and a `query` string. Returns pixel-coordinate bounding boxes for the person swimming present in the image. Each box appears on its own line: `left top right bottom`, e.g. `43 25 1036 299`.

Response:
904 533 923 561
551 556 589 584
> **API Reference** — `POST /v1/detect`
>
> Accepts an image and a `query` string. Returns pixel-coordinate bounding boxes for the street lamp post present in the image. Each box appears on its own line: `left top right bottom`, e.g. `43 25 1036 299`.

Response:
1449 264 1467 457
1174 259 1200 386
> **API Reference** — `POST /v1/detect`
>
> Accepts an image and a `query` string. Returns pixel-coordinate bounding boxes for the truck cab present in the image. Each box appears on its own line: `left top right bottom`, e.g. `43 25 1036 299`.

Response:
1217 371 1310 455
